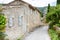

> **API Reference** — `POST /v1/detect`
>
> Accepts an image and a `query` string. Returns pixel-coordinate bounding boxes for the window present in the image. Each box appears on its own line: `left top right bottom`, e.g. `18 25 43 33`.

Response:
8 16 14 27
18 16 23 26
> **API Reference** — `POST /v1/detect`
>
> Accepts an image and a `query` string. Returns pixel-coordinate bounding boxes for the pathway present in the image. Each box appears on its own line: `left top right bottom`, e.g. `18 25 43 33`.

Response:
23 25 51 40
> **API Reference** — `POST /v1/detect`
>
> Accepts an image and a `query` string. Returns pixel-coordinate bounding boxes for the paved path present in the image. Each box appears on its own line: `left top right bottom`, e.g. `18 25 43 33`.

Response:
23 26 51 40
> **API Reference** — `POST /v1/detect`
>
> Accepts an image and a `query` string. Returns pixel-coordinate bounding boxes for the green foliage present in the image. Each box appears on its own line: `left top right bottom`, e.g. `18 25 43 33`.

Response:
0 13 6 30
0 4 3 12
0 14 6 25
55 24 60 27
47 4 50 13
17 34 24 40
57 0 60 4
0 4 6 31
0 32 6 40
40 12 43 17
49 29 59 40
37 7 43 17
46 5 60 27
46 4 60 40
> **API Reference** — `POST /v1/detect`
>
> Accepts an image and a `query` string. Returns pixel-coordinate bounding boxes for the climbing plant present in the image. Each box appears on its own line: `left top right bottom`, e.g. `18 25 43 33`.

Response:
0 14 6 30
0 4 7 40
0 4 6 31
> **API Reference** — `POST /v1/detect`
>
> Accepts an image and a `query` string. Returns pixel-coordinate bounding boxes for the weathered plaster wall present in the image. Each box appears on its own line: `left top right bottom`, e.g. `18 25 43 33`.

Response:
2 1 41 40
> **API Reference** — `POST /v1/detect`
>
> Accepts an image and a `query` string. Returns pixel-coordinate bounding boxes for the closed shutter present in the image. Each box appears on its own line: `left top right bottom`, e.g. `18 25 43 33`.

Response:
18 15 23 26
8 16 14 27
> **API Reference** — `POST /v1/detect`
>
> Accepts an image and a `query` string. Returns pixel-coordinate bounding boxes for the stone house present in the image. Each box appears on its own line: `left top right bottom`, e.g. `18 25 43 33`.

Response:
2 0 41 40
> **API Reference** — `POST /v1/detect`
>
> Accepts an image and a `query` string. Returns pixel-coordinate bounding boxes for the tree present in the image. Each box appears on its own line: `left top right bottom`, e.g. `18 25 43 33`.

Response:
46 5 60 28
47 4 50 13
57 0 60 4
46 5 60 40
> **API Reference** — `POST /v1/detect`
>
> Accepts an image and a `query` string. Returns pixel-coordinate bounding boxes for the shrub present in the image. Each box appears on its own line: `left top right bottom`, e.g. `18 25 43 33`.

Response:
46 5 60 28
0 32 6 40
0 13 6 30
46 5 60 40
49 29 59 40
0 4 6 30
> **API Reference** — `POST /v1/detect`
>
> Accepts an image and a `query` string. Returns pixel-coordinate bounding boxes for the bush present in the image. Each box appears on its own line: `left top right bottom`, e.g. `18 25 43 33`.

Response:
0 4 6 30
46 5 60 40
55 24 60 27
0 25 6 30
46 5 60 28
49 29 59 40
0 14 6 30
0 32 6 40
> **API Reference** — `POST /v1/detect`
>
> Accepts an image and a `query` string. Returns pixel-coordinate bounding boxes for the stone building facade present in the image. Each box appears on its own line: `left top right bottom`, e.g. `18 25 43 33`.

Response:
2 0 41 40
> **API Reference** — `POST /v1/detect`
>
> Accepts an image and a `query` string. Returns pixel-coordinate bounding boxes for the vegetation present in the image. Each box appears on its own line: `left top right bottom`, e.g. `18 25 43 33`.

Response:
0 4 6 32
57 0 60 4
0 14 6 30
49 29 59 40
0 4 7 40
40 12 43 17
37 7 47 17
17 34 24 40
47 4 50 13
0 32 6 40
46 5 60 28
46 4 60 40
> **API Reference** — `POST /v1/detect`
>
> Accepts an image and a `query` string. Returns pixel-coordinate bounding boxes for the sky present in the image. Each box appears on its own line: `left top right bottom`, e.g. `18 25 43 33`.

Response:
0 0 57 7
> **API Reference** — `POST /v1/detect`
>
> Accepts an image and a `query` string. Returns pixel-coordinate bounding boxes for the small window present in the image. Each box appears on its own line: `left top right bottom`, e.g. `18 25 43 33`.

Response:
8 16 14 27
18 16 23 26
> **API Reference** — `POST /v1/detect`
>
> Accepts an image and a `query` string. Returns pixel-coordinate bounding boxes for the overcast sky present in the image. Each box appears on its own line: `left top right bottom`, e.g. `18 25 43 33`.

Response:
0 0 57 7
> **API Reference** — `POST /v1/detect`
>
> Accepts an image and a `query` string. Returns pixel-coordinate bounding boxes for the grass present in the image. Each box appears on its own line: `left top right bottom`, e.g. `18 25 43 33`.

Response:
49 29 60 40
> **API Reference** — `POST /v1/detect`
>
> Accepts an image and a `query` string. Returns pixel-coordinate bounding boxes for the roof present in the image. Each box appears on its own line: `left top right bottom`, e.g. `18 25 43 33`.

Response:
2 0 41 14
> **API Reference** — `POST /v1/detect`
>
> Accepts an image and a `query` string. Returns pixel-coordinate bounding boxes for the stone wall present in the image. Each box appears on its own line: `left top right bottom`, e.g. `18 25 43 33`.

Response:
2 1 41 40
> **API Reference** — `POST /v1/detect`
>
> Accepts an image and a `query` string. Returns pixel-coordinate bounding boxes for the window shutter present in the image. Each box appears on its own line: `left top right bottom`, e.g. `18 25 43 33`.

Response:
9 17 13 27
18 15 23 26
